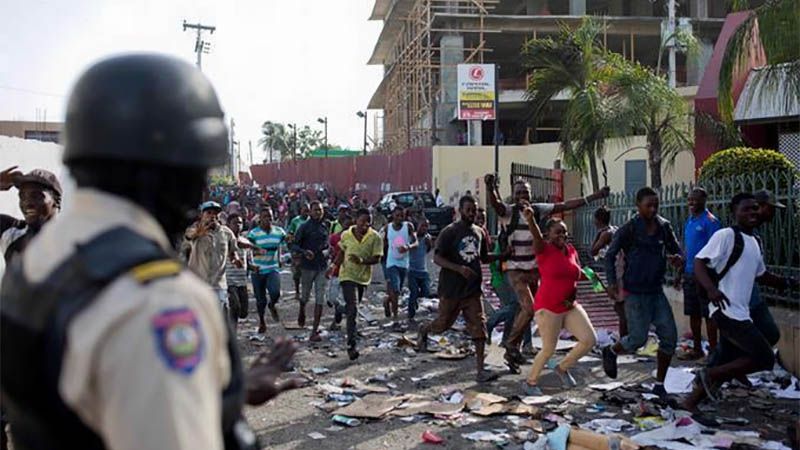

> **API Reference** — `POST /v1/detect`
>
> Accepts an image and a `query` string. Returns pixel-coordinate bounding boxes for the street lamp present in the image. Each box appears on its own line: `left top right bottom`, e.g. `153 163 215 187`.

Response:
287 123 297 161
356 111 368 156
317 117 328 158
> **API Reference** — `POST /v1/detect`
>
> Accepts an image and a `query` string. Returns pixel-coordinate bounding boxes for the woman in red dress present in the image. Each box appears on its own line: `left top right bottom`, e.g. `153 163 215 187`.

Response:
521 206 597 396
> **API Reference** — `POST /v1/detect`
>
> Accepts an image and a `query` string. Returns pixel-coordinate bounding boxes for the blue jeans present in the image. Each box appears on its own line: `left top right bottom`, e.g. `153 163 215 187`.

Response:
251 271 281 318
486 273 532 347
407 270 431 319
385 265 407 294
620 291 677 355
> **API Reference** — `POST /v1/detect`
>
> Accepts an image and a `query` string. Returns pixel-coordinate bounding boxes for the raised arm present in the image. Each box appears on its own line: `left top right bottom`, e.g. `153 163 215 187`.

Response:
551 187 610 214
484 173 507 217
523 206 546 254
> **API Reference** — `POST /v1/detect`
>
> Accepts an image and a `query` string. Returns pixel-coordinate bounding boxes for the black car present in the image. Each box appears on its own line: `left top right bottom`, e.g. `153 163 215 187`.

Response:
375 191 454 235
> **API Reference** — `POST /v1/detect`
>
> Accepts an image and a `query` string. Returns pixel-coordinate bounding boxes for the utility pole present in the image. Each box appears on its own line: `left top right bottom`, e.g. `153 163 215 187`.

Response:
229 117 235 178
182 20 215 70
667 0 676 88
288 123 298 161
248 140 253 167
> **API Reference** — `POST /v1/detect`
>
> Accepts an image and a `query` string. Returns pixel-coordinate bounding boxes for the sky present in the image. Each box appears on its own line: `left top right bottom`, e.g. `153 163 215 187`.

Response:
0 0 384 164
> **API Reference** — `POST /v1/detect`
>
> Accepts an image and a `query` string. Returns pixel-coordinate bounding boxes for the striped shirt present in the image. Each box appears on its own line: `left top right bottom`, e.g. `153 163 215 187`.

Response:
248 226 286 274
225 238 250 287
499 202 554 271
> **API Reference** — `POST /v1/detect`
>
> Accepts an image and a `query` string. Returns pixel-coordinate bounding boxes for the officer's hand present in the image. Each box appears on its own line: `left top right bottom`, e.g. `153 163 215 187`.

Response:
245 338 303 405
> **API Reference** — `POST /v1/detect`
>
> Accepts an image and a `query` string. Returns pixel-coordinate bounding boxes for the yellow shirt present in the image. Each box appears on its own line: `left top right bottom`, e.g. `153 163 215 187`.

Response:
338 226 383 285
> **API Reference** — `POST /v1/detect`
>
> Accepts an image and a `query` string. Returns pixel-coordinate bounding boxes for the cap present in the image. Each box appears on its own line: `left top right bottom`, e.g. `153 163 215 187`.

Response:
754 190 786 209
14 169 62 197
199 201 223 212
338 204 351 211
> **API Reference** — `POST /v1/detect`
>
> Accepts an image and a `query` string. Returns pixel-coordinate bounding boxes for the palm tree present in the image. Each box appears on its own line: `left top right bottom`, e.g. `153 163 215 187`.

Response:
718 0 800 122
258 121 290 162
522 19 629 191
611 63 694 188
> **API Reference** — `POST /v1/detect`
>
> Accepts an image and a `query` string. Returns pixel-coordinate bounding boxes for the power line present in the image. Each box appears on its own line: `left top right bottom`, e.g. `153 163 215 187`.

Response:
0 85 65 98
182 20 215 70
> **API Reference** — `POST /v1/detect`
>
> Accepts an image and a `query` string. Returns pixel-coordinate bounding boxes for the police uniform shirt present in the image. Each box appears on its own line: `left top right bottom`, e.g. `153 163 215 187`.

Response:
21 188 231 450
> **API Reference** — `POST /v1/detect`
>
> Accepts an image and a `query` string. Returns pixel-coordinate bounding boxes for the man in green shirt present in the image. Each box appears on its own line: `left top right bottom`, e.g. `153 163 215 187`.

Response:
331 208 383 361
330 204 351 235
286 203 309 301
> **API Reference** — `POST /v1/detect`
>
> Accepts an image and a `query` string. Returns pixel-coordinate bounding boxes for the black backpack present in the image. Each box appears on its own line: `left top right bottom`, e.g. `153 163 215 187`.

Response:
705 227 746 289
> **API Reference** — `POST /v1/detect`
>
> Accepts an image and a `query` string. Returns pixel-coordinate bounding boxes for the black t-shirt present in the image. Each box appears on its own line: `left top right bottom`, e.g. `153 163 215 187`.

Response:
435 220 489 300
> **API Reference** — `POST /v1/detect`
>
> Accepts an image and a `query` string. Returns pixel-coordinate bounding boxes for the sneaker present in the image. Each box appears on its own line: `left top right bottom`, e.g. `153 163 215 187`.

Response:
696 369 719 402
521 382 543 396
504 348 526 366
257 322 267 334
652 384 669 401
476 370 500 383
601 346 618 379
504 352 521 374
309 332 322 342
521 345 537 358
555 368 578 388
416 329 429 352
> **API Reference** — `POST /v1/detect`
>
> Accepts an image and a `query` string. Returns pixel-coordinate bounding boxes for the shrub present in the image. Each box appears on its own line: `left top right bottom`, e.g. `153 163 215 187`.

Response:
699 147 797 183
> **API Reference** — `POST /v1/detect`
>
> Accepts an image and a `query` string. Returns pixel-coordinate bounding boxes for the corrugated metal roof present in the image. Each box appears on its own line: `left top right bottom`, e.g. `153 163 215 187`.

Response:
734 63 800 124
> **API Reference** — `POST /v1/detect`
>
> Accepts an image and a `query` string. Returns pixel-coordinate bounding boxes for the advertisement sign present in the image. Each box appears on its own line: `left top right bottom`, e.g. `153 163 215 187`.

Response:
457 64 496 120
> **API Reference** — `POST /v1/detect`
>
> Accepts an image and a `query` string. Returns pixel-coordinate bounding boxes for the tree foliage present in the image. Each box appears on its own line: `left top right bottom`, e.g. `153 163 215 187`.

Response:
258 121 326 161
698 147 797 183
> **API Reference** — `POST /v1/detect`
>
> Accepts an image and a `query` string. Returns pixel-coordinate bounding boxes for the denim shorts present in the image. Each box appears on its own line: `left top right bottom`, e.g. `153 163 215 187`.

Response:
682 275 710 318
620 291 677 355
385 265 407 293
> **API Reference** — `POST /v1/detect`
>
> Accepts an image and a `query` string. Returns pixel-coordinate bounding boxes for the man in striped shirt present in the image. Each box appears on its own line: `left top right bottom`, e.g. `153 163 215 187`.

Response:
225 213 252 331
248 207 286 334
485 174 609 371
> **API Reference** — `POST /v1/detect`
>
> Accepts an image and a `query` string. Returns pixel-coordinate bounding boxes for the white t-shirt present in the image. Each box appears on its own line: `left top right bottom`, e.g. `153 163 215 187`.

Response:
498 201 555 271
695 228 765 321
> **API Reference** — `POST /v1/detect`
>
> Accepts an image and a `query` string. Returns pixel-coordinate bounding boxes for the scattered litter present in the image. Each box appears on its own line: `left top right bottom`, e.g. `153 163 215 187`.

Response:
421 430 444 445
589 381 625 391
771 376 800 399
307 432 326 440
331 415 361 427
282 321 306 330
632 416 702 448
434 347 470 360
324 426 344 432
633 416 666 431
655 367 696 394
332 395 406 419
462 430 509 443
311 367 330 375
579 418 633 434
410 372 438 383
248 334 266 342
520 395 553 405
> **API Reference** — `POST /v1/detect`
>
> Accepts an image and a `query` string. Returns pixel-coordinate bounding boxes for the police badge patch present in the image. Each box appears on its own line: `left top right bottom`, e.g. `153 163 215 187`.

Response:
152 308 204 374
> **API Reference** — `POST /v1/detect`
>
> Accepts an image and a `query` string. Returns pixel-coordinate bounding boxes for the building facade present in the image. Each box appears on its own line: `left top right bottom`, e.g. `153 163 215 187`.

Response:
0 120 62 143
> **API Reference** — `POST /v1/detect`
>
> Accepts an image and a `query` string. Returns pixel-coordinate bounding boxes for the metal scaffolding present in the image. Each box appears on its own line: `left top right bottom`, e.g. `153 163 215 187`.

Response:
375 0 497 153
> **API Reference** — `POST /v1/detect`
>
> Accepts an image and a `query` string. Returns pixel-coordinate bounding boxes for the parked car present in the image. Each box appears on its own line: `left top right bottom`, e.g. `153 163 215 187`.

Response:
375 191 454 235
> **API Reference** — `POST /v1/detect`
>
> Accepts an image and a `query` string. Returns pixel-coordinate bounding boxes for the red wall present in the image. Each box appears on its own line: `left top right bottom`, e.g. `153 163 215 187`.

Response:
249 147 432 203
694 11 767 170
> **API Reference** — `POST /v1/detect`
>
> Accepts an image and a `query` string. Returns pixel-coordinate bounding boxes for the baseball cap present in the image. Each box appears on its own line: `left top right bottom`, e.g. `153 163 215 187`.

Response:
338 203 351 211
199 200 223 212
14 169 62 197
754 190 786 209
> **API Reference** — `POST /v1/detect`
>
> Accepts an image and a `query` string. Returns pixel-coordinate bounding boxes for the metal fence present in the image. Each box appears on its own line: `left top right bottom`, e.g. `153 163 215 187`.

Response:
573 170 799 307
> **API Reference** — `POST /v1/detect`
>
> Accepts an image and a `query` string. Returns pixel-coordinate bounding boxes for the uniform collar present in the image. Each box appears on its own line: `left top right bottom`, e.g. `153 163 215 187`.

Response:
69 188 171 250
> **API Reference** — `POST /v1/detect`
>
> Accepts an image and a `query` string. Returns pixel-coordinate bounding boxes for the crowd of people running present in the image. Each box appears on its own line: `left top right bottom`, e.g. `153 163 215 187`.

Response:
1 160 796 450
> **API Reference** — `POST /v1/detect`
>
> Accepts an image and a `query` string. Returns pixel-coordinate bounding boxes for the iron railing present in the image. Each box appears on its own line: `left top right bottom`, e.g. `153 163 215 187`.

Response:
573 170 799 307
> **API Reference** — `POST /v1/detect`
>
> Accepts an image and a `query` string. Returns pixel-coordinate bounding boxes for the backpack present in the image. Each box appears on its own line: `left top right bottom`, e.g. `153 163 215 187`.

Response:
704 227 745 291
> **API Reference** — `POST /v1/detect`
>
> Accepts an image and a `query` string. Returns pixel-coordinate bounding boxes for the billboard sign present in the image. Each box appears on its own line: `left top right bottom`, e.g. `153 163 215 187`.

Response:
457 64 496 120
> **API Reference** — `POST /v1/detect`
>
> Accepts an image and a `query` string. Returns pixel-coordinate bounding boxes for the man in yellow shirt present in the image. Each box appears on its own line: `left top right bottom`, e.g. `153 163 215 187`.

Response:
331 208 383 361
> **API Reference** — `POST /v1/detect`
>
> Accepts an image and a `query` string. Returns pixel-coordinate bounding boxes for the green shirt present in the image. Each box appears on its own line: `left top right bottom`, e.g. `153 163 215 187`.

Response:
338 226 383 285
287 215 308 235
330 220 344 235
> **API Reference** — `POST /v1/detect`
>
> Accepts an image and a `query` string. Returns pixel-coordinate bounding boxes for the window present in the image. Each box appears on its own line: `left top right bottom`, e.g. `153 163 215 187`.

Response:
625 160 647 194
24 130 59 143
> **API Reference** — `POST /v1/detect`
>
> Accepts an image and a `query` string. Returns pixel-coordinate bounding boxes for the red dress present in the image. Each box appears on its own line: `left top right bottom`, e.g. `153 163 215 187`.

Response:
534 243 584 313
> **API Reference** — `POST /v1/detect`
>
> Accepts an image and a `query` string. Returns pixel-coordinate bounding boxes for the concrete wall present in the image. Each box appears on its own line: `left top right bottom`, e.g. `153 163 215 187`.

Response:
432 136 696 206
664 286 800 377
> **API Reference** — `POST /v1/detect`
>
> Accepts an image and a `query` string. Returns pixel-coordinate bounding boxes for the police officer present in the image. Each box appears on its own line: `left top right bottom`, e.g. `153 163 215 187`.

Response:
0 54 300 450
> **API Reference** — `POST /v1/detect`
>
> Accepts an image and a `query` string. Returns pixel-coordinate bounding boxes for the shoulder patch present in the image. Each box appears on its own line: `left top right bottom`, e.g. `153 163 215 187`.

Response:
152 307 204 375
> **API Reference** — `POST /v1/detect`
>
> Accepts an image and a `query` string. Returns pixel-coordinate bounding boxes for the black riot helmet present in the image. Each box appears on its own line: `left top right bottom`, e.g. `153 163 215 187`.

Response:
63 54 228 243
63 53 228 167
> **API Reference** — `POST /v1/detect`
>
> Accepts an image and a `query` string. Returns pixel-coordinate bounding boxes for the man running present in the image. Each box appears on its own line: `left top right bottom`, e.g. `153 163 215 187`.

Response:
248 207 286 333
287 203 310 301
417 195 502 383
383 206 417 319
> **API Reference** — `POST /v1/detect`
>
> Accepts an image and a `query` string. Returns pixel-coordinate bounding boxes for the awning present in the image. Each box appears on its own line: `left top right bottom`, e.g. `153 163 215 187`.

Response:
734 63 800 124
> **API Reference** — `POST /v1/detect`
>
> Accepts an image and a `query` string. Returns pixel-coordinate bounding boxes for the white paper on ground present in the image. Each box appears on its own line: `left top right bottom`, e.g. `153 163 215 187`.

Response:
579 418 632 433
588 381 624 391
633 418 703 445
462 431 509 442
649 366 695 394
520 395 553 405
771 376 800 399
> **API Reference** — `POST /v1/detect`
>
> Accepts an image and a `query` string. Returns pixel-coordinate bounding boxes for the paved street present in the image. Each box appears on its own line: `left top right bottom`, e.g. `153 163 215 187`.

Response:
236 261 798 450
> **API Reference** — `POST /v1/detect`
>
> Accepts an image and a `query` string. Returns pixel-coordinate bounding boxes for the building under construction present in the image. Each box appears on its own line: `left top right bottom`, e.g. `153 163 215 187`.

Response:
367 0 735 153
